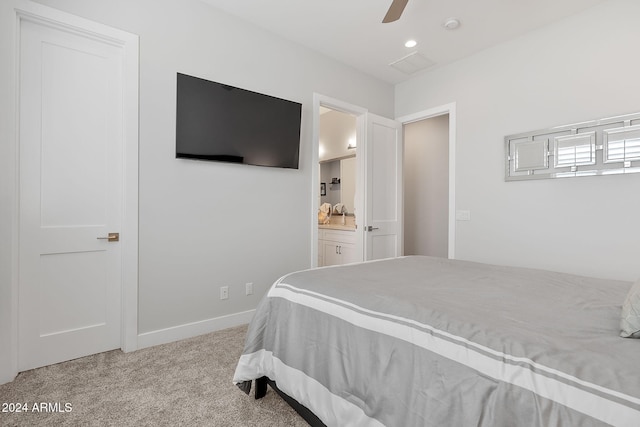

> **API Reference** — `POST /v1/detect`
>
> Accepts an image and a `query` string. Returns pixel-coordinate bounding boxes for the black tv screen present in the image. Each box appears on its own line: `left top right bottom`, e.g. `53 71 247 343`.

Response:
176 73 302 169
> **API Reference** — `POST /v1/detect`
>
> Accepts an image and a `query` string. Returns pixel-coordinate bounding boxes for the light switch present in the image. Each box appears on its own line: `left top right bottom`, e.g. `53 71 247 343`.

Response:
455 210 471 221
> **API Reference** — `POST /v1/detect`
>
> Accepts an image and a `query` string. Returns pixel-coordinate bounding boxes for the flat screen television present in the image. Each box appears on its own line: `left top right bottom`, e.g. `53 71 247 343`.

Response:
176 73 302 169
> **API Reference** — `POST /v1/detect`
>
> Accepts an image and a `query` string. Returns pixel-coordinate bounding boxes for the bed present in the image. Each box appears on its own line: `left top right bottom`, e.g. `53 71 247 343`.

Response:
233 256 640 426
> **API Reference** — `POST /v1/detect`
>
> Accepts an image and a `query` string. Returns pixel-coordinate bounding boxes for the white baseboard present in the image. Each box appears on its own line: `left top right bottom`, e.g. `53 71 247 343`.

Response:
136 309 255 350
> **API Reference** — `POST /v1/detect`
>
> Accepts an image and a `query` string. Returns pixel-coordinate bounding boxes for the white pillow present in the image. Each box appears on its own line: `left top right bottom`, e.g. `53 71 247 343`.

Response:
620 278 640 338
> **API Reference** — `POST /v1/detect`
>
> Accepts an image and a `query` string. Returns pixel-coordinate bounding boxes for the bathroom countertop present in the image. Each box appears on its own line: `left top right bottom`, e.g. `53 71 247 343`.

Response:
318 224 356 231
318 213 356 231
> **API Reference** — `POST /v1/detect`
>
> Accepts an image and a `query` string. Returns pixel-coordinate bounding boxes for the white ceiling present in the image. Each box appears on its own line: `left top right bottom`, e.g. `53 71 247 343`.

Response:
200 0 608 85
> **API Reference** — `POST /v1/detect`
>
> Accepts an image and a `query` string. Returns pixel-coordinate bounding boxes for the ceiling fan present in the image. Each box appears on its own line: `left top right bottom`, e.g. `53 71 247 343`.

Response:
382 0 409 23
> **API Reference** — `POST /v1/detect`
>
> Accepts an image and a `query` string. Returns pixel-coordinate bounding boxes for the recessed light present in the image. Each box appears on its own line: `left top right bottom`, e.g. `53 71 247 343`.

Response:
404 39 417 48
443 18 460 30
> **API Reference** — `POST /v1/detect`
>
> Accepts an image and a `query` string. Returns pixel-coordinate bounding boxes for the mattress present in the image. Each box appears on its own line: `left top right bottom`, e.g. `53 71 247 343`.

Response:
233 256 640 426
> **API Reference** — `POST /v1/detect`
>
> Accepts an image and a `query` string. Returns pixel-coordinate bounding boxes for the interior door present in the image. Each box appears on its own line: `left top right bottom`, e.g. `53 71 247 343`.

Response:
18 18 124 370
362 113 403 260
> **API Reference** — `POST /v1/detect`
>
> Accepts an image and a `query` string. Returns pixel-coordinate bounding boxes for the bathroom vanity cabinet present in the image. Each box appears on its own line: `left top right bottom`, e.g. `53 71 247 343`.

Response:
318 228 357 267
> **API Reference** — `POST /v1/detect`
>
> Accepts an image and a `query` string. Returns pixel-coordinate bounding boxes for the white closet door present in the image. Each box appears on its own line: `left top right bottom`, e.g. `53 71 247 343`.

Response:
19 17 125 370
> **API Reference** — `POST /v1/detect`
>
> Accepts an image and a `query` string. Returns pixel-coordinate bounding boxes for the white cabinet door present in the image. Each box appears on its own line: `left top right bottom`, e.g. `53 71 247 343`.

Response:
339 244 358 264
319 229 356 266
321 241 356 266
363 113 403 261
321 241 342 266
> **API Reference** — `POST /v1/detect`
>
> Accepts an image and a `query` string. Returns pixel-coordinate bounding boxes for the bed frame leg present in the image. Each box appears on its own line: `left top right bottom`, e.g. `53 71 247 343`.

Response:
255 376 268 399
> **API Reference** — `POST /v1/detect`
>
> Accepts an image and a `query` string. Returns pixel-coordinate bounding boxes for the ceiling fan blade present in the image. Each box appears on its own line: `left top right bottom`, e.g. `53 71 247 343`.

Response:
382 0 409 23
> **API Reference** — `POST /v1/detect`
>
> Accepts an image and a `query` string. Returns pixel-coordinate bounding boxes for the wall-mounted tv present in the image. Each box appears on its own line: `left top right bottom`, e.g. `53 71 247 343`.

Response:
176 73 302 169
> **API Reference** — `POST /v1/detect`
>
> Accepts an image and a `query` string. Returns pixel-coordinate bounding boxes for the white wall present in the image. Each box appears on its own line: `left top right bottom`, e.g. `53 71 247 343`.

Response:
340 157 357 215
396 0 640 281
0 0 393 382
404 115 449 257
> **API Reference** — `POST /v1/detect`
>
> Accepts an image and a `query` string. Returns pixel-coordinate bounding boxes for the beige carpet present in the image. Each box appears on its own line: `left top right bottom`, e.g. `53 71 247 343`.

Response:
0 325 308 426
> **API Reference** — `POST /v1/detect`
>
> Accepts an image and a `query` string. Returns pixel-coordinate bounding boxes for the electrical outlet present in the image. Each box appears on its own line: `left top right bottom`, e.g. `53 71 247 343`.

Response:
220 286 229 300
245 282 253 296
455 210 471 221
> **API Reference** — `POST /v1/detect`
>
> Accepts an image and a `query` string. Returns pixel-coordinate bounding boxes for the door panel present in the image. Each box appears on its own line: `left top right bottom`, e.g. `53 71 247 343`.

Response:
39 251 108 336
19 19 123 371
371 123 397 221
41 41 109 227
363 114 403 261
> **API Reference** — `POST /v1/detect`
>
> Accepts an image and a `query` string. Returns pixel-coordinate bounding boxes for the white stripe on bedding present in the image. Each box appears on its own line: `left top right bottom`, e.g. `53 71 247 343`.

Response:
270 284 640 427
235 350 385 427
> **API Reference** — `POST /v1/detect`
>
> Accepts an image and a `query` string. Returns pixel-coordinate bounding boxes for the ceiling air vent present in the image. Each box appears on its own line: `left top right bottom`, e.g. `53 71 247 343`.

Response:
389 51 435 75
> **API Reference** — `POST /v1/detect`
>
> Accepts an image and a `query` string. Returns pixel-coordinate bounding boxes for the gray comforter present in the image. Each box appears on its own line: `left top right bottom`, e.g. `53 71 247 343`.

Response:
233 256 640 426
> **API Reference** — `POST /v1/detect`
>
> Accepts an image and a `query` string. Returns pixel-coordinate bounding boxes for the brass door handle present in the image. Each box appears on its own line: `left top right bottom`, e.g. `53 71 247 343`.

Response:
97 232 119 242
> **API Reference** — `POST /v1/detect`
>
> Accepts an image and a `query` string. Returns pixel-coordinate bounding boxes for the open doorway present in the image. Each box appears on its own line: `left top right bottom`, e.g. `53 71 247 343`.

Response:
311 94 406 267
398 103 457 260
317 107 358 267
311 95 367 267
403 114 449 257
